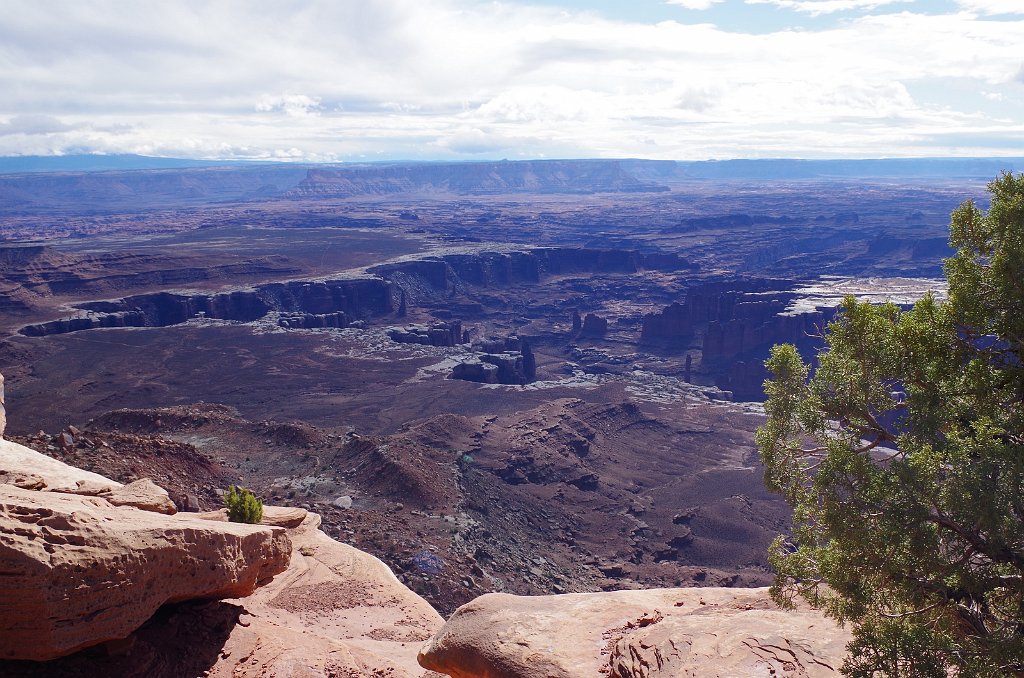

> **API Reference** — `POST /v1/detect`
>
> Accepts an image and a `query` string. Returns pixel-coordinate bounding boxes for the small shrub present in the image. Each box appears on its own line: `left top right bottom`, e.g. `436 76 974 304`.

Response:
224 485 263 524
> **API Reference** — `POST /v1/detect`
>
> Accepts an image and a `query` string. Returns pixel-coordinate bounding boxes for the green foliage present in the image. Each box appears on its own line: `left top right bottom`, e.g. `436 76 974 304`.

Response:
758 172 1024 677
224 485 264 524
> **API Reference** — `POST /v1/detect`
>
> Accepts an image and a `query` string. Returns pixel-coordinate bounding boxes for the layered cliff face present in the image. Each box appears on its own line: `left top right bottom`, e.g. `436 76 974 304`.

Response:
20 277 395 337
369 246 696 298
640 279 798 345
17 245 693 338
641 280 834 400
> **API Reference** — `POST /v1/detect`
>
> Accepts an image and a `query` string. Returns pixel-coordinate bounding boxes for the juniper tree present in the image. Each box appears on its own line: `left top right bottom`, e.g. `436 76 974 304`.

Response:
757 172 1024 677
224 485 264 524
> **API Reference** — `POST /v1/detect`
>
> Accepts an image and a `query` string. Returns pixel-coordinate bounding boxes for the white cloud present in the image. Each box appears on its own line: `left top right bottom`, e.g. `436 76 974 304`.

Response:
255 94 322 117
665 0 723 9
0 115 76 136
0 0 1020 160
954 0 1024 14
744 0 911 16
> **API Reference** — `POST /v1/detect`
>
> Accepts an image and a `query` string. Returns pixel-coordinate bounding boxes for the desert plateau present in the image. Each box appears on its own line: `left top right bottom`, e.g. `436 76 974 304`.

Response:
3 1 1023 674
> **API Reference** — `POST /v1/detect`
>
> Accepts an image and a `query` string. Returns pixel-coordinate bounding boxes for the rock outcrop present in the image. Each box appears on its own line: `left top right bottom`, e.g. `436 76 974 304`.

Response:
418 587 850 678
579 312 608 337
0 372 7 440
0 438 291 661
640 279 836 400
0 437 122 493
192 507 446 677
388 320 465 347
0 504 445 676
277 310 352 329
372 247 696 297
0 484 290 661
450 335 536 385
0 438 444 675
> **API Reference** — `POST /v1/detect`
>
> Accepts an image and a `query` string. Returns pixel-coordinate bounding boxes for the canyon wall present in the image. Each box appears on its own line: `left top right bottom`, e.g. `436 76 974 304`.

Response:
370 246 696 294
21 277 395 337
642 279 834 400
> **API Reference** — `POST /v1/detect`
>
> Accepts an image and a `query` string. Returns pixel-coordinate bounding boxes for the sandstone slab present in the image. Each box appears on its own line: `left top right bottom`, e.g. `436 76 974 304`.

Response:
418 587 851 678
0 438 121 493
202 510 446 677
0 484 290 661
195 504 309 528
0 506 446 676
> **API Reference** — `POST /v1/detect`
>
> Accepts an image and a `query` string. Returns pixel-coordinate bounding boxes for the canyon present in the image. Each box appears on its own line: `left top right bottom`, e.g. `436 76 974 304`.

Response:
0 157 1011 673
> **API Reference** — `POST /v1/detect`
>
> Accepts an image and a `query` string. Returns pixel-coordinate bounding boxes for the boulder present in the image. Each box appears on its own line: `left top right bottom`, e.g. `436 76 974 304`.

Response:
0 484 290 661
102 478 177 515
418 587 851 677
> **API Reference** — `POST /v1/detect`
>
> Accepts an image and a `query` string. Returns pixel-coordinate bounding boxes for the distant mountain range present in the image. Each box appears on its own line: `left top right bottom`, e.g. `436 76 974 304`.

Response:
0 154 1020 178
0 156 1020 216
0 154 244 173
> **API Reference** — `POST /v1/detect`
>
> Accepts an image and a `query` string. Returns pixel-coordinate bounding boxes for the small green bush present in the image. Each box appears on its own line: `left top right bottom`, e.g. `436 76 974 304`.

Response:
224 485 263 524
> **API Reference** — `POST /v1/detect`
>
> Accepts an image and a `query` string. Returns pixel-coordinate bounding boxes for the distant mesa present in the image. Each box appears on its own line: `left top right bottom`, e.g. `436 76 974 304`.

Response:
286 159 671 198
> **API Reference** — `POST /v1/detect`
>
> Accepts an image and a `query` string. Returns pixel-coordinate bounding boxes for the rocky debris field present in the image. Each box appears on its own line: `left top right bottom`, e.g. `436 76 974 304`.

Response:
10 394 787 615
0 427 847 678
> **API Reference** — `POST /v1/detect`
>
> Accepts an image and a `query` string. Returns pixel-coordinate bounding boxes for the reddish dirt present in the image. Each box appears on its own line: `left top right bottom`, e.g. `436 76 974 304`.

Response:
13 393 787 616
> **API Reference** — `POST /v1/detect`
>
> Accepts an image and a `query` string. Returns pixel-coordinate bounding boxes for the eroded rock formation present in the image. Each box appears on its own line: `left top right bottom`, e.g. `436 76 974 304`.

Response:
0 437 444 676
419 587 850 677
451 335 536 385
20 277 394 337
278 310 352 329
580 312 608 337
190 507 446 678
388 320 465 347
640 279 835 399
0 440 291 661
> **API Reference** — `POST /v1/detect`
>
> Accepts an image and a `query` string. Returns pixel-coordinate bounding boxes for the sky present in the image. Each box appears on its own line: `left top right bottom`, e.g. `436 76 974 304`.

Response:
1 0 1022 162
